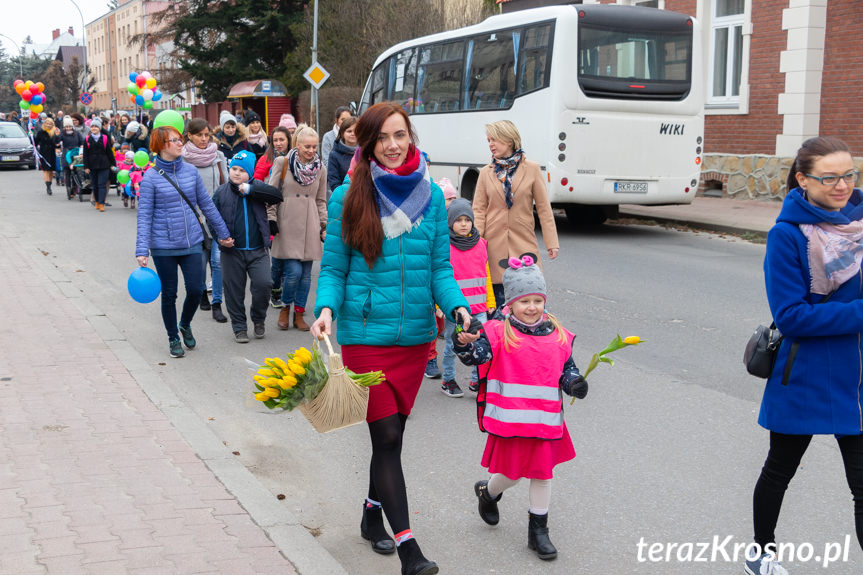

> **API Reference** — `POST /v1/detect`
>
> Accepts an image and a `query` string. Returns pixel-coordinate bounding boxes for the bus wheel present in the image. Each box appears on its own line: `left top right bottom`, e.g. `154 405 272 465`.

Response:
565 205 612 225
460 169 479 202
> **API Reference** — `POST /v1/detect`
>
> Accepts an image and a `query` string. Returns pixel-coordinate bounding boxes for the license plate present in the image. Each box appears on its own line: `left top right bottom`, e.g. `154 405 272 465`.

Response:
1 155 20 161
614 181 648 193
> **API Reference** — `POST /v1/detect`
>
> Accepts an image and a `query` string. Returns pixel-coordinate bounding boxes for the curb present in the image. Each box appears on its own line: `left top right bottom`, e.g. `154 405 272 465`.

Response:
617 208 769 240
21 235 348 575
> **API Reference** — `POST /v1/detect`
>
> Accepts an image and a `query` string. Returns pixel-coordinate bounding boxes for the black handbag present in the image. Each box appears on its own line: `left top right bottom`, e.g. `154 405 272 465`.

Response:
743 292 834 382
157 169 213 251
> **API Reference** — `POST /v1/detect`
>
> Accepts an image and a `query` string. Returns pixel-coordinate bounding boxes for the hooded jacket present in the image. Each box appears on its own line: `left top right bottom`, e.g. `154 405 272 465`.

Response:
213 179 282 251
759 187 863 435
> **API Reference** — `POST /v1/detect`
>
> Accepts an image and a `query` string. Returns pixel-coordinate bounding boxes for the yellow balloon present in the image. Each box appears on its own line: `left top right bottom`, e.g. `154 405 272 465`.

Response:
146 77 157 89
24 80 33 88
32 104 43 114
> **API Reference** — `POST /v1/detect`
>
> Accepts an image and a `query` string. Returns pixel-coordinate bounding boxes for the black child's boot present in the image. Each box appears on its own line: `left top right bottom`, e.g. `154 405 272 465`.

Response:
46 181 52 195
360 502 395 555
527 512 557 560
474 480 502 525
396 539 438 575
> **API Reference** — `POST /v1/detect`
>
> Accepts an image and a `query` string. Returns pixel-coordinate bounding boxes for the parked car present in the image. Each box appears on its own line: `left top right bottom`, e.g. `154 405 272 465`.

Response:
0 121 36 170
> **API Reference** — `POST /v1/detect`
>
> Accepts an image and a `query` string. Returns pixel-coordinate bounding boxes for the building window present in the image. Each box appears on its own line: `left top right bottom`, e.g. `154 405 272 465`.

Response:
709 0 744 106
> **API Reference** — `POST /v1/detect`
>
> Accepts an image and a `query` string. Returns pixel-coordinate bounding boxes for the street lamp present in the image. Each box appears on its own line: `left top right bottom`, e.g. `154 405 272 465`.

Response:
0 33 24 77
68 0 88 94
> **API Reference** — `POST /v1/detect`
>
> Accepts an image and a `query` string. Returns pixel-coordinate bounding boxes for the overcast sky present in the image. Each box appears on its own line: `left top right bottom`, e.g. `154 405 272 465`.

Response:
0 0 108 56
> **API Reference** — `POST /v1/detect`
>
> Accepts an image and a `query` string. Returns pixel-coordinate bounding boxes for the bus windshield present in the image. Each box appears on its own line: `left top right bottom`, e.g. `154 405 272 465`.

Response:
578 22 692 101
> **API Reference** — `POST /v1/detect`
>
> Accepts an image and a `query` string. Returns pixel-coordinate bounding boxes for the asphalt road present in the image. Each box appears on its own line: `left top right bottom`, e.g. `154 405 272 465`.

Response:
1 166 859 574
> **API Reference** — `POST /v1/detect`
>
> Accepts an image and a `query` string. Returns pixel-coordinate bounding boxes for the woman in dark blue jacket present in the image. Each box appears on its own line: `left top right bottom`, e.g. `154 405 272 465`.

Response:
746 136 863 575
135 126 234 358
326 116 358 196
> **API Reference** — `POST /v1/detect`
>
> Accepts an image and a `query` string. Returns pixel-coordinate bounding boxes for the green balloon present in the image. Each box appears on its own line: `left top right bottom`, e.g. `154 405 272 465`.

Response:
152 109 184 133
127 82 138 95
133 150 150 168
143 100 154 110
117 170 131 184
19 99 28 110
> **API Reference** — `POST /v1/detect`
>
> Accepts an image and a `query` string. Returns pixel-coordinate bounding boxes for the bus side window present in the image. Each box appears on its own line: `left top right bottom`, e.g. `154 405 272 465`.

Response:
415 41 464 115
468 31 516 110
388 48 418 114
517 23 551 96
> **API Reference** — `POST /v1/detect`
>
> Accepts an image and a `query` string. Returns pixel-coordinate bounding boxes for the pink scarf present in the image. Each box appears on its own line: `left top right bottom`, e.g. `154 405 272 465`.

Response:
247 130 268 149
799 221 863 294
182 141 218 167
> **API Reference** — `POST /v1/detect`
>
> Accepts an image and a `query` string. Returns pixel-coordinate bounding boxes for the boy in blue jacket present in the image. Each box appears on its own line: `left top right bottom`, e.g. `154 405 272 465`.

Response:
213 151 283 342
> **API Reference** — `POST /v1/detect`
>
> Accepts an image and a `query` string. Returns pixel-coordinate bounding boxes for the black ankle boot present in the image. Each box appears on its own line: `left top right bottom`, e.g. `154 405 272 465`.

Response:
396 539 438 575
211 303 227 323
199 291 211 311
474 480 502 525
46 182 52 195
527 512 557 560
360 503 395 555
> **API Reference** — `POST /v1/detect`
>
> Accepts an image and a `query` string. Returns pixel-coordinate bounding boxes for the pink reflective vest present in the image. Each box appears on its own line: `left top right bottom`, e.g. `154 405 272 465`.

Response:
451 238 488 314
477 319 575 440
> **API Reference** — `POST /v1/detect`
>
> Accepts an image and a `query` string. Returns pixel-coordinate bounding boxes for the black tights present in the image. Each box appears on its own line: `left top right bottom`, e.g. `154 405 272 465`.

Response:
368 413 410 534
753 431 863 550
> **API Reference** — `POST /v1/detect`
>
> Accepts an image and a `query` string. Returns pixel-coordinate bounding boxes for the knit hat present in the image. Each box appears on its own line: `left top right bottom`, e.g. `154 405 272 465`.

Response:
63 117 73 128
244 110 261 125
219 110 236 131
39 112 47 120
502 255 547 306
90 118 102 129
447 197 474 230
228 150 255 181
124 151 134 163
125 121 140 135
279 113 297 130
438 177 457 200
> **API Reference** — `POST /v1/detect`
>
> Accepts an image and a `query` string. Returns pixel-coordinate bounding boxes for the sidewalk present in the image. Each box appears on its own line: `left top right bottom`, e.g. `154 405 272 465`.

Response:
0 234 343 575
619 195 782 236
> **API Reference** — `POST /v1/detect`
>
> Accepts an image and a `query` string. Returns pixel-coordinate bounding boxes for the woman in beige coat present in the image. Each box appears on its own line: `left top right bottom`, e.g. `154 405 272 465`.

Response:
267 125 327 330
473 120 559 304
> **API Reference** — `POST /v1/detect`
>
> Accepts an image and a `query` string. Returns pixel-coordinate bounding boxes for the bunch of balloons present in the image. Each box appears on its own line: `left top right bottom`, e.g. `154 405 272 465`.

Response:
127 71 162 110
116 150 152 197
13 80 48 120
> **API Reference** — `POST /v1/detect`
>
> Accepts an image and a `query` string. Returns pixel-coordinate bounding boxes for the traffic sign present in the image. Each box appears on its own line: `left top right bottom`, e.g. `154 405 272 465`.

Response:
303 63 330 89
79 93 92 105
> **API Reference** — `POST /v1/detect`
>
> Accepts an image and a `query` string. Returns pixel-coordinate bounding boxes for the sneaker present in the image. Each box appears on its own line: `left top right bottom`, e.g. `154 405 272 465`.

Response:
424 359 442 379
169 338 184 358
178 323 196 349
468 380 480 393
441 380 463 397
270 289 284 308
745 553 789 575
254 323 265 339
234 331 250 344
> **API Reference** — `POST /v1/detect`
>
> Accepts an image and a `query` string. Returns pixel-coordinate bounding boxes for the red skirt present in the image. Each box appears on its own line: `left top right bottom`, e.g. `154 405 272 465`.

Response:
480 422 575 480
342 342 431 423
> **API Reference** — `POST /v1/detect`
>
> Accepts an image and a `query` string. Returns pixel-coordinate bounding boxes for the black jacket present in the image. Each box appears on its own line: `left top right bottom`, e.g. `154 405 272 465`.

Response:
34 130 60 168
213 179 282 250
82 132 116 171
327 139 356 192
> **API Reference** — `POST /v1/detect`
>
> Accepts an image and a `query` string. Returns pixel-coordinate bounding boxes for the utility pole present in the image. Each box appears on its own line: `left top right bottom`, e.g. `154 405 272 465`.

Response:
311 0 319 131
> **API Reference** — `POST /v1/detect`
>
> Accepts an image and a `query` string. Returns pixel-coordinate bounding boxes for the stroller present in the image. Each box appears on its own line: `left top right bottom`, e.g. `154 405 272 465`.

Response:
64 147 92 202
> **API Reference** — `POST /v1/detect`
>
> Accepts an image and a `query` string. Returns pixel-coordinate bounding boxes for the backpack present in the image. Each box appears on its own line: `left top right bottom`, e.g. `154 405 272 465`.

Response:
85 134 108 150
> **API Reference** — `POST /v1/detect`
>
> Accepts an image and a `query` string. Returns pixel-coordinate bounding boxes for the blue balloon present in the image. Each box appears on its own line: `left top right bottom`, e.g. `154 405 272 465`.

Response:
127 267 161 303
135 94 145 106
31 94 41 105
152 90 162 102
129 72 138 82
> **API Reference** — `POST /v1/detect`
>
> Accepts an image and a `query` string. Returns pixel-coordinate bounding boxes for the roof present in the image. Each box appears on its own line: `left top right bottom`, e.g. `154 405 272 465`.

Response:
55 46 85 71
32 32 83 59
227 80 287 98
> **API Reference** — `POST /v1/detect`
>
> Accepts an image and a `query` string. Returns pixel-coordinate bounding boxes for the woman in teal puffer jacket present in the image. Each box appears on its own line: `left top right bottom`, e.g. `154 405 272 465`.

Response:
311 103 469 575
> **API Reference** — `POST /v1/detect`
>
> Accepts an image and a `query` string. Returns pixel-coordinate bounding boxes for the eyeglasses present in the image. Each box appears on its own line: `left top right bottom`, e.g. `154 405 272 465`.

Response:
167 138 183 144
805 170 859 187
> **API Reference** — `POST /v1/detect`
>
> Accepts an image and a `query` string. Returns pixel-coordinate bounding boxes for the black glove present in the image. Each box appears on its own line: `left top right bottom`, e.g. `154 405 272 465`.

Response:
562 374 588 399
451 312 483 348
269 220 279 236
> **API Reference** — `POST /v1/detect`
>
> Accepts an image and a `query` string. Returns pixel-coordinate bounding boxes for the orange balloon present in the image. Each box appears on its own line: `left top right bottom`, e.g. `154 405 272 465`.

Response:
15 83 25 95
36 82 44 92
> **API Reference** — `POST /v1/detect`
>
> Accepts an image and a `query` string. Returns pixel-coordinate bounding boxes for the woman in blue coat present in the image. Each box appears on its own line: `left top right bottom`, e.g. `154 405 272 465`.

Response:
311 103 470 575
746 136 863 575
135 126 234 358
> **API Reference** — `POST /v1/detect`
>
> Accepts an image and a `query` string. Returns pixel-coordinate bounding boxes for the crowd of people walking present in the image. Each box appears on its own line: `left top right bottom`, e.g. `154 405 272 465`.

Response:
21 99 863 575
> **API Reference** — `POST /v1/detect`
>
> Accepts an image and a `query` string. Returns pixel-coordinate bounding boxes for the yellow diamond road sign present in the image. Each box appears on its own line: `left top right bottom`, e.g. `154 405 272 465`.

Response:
304 62 330 89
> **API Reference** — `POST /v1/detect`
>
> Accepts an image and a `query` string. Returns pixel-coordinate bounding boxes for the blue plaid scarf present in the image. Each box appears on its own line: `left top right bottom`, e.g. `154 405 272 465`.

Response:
370 152 431 239
492 149 523 209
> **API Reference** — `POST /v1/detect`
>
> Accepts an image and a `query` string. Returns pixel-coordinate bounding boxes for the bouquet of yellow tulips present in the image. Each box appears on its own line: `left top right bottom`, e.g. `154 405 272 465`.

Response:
570 335 644 405
251 335 384 431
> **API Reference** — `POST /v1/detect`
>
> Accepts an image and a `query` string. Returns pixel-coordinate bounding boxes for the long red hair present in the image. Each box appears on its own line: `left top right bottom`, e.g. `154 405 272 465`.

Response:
342 103 418 267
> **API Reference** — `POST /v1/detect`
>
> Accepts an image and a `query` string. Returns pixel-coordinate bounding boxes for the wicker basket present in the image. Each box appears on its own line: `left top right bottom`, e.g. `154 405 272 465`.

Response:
298 334 369 433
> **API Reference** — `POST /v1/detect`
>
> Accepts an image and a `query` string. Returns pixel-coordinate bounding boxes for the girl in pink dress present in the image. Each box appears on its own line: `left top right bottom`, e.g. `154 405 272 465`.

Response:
453 255 587 561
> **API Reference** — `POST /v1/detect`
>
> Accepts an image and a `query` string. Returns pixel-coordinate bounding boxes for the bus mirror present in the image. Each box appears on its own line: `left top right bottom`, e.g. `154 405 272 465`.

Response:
349 101 357 115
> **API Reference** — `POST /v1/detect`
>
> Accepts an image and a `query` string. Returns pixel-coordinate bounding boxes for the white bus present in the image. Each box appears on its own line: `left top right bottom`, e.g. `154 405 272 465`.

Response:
358 4 704 223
